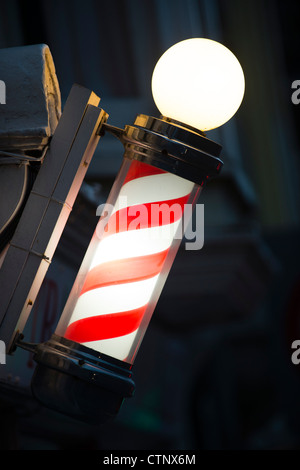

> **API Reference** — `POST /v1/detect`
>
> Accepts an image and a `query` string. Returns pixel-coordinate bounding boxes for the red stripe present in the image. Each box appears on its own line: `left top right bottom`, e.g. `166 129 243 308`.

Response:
123 160 166 186
80 249 168 296
103 194 189 237
64 306 146 342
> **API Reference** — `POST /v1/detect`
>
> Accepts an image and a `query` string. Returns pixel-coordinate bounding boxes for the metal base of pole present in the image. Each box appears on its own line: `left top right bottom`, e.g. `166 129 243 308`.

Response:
30 334 135 424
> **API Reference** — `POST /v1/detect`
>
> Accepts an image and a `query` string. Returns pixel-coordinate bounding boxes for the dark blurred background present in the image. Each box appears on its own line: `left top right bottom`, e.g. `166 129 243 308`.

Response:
1 0 300 450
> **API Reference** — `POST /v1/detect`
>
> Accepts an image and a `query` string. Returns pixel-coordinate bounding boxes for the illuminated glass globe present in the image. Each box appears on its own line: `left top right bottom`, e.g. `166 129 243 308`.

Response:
151 38 245 132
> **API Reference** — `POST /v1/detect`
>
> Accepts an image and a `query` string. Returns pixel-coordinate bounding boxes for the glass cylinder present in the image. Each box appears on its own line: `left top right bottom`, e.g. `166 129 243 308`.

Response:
55 157 201 364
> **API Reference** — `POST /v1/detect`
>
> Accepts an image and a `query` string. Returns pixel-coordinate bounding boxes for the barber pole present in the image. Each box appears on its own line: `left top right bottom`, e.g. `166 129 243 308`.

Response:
30 113 223 423
20 37 245 424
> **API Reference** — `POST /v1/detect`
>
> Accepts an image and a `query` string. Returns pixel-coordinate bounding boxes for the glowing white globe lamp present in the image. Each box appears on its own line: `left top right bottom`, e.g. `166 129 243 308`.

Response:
151 38 245 132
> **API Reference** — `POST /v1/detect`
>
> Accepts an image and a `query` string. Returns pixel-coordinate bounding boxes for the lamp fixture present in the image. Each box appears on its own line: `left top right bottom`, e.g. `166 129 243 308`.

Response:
151 38 245 131
15 38 245 423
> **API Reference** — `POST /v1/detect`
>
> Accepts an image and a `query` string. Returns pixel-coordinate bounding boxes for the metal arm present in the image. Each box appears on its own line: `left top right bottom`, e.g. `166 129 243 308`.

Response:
0 84 108 352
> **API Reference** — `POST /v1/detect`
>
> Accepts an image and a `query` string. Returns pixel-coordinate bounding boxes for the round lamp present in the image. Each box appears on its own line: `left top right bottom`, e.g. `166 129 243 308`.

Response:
151 37 245 131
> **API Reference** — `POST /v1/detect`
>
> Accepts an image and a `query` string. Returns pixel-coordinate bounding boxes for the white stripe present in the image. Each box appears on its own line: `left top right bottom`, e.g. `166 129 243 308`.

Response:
82 329 138 361
92 219 182 268
67 275 159 325
113 173 194 213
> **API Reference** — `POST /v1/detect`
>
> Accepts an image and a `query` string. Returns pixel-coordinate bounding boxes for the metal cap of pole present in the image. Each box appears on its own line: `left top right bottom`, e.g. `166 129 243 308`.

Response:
103 114 223 186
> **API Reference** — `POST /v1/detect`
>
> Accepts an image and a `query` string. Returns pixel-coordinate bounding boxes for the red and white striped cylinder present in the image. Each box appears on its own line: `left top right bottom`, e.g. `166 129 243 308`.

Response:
55 157 201 364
